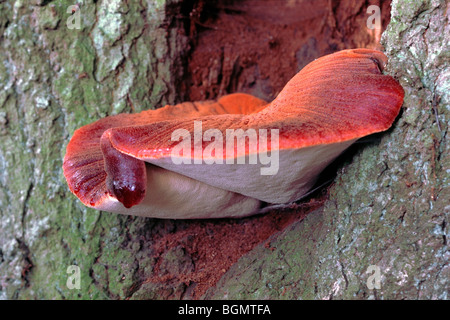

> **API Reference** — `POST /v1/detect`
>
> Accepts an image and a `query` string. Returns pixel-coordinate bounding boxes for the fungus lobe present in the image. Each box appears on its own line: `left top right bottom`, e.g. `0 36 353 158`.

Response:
63 49 404 219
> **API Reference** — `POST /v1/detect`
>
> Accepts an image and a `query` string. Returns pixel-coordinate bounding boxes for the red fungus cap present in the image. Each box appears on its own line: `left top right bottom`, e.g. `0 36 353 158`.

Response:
63 49 404 219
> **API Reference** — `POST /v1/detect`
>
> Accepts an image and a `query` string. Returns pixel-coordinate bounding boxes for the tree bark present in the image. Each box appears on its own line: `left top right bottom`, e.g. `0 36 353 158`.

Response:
205 0 450 300
0 0 190 299
0 0 448 300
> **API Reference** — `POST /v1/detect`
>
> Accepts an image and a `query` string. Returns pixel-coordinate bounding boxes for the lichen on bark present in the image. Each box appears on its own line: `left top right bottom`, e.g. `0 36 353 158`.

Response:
205 0 449 300
0 0 448 300
0 0 189 299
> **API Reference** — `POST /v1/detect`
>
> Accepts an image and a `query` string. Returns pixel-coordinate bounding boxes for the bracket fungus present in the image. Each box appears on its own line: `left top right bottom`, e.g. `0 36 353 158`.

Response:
63 49 404 219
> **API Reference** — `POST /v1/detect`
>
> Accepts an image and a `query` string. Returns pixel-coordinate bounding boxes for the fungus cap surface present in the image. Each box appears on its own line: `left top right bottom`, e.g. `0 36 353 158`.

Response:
63 49 404 219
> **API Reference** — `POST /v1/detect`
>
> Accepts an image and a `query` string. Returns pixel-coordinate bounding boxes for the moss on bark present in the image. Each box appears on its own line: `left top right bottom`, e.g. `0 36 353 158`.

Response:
0 0 448 300
0 0 189 299
204 0 449 300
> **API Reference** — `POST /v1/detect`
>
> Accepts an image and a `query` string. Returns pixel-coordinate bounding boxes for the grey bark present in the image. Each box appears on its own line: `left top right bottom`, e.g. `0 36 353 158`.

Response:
0 0 448 300
0 0 190 299
205 0 450 299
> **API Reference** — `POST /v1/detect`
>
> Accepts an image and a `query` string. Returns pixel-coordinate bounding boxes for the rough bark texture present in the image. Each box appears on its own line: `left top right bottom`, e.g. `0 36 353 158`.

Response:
206 0 450 299
0 0 448 300
0 0 191 299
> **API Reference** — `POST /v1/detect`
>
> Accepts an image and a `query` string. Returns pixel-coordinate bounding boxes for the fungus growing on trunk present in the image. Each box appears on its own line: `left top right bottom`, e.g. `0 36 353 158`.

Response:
63 49 404 219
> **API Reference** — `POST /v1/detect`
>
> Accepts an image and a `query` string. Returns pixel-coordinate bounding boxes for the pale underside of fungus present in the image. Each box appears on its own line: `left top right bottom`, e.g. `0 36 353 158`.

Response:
63 49 404 219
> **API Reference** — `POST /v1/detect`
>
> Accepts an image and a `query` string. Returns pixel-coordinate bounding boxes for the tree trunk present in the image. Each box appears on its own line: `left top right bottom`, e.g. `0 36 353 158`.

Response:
0 0 447 300
205 0 450 300
0 0 191 299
